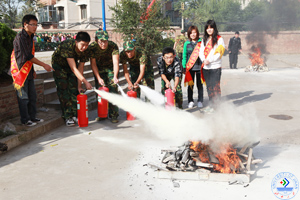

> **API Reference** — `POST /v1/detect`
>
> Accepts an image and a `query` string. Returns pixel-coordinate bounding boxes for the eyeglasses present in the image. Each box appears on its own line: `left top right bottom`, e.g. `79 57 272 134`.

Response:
28 24 39 27
163 56 174 60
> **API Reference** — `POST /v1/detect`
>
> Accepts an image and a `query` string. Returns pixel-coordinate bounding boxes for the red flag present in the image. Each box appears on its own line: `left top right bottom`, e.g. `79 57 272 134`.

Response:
140 0 156 22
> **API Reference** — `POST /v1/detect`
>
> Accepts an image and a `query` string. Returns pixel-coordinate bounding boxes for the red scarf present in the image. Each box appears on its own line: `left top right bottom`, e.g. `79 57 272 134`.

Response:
10 42 35 93
184 41 201 87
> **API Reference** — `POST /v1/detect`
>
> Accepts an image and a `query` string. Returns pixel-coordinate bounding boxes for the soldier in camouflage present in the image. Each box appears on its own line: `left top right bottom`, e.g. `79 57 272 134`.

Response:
87 30 120 123
52 31 92 127
173 30 187 62
157 47 183 109
120 41 154 99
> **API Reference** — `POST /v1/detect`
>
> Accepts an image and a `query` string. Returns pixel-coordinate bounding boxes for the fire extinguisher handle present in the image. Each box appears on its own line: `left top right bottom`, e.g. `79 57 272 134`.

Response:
80 89 87 94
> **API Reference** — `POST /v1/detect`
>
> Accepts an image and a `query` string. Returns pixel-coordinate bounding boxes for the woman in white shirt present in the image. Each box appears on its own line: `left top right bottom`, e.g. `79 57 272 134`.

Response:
199 20 225 112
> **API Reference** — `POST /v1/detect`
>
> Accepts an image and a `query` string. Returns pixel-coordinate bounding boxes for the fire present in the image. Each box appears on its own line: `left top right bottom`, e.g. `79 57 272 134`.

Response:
189 141 241 174
249 47 264 66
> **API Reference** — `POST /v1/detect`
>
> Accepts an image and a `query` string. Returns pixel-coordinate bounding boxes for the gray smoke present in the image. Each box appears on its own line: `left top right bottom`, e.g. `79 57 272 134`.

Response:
94 89 260 150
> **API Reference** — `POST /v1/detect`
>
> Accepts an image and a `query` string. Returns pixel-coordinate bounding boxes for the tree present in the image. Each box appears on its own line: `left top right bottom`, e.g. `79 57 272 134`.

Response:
0 0 23 28
175 0 243 32
0 0 42 29
0 23 16 76
110 0 171 56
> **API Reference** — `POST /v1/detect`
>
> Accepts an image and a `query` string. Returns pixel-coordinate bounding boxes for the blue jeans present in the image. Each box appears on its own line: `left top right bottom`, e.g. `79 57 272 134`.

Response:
16 78 37 124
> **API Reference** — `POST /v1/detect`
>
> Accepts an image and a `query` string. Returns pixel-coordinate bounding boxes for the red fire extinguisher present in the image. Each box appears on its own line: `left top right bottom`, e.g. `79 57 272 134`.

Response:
126 90 137 120
77 93 88 127
98 86 109 118
165 88 175 109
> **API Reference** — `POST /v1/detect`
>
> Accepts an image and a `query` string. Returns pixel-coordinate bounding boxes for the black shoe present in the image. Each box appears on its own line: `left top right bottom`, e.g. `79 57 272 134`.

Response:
31 118 44 123
95 117 107 121
23 120 37 127
110 117 119 123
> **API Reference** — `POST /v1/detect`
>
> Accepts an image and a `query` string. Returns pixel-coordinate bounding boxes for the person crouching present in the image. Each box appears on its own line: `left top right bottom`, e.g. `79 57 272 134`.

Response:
157 47 183 109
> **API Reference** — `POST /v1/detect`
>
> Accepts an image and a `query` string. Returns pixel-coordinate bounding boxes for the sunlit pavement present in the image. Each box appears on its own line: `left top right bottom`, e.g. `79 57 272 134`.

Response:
0 54 300 200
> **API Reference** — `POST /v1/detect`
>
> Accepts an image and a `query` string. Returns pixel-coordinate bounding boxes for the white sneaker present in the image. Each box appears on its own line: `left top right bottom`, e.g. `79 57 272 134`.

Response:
203 106 214 114
188 102 194 108
23 120 37 127
72 117 78 123
66 118 75 126
197 102 203 108
31 118 44 123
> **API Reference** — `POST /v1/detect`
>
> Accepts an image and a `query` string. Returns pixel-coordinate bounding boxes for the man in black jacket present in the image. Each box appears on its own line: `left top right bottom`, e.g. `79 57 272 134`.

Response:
228 31 242 69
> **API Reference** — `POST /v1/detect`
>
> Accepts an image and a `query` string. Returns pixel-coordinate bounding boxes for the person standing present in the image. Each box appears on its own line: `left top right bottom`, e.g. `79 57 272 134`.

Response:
11 14 54 126
120 41 154 99
228 31 242 69
199 20 225 113
52 31 93 126
157 47 183 109
51 33 60 43
88 30 120 123
173 30 186 62
182 26 203 108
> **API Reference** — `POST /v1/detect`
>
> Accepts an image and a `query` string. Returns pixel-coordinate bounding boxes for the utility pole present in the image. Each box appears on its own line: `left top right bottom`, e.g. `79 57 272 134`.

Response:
102 0 106 30
181 2 184 30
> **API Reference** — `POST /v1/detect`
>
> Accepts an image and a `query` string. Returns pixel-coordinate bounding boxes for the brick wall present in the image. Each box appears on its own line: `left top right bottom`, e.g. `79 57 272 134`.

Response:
14 27 300 53
0 79 44 123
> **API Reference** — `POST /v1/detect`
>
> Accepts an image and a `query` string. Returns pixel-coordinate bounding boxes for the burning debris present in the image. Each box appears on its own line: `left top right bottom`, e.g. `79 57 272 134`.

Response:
245 47 269 72
148 141 261 183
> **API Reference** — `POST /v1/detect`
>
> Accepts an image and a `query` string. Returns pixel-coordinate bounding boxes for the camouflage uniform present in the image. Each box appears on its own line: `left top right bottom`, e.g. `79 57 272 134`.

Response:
52 39 89 120
157 56 183 108
175 34 187 62
120 46 154 98
87 35 120 119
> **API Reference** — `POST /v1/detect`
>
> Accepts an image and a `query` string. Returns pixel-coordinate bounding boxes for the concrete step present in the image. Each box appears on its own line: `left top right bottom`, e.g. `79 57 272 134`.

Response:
43 69 95 90
36 63 92 80
44 76 96 103
45 89 98 110
44 70 160 111
39 64 157 89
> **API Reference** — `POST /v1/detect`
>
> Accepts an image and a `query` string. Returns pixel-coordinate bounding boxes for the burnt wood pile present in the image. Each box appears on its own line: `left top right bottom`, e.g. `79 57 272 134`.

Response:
158 141 262 175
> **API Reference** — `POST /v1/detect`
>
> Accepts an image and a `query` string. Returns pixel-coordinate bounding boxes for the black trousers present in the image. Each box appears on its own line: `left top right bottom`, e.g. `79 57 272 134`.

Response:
229 53 238 69
16 78 37 124
202 68 221 105
177 53 183 63
187 70 203 103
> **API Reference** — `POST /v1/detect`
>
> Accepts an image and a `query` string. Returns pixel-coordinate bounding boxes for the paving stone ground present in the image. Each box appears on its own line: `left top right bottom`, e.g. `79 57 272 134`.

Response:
0 52 300 200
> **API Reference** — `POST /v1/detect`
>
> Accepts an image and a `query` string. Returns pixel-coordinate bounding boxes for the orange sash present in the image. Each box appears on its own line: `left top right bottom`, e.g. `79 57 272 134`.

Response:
10 42 35 93
200 35 221 84
184 41 201 87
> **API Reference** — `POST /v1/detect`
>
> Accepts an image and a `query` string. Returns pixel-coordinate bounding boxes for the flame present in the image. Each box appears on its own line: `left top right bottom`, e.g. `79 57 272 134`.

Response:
214 144 241 174
189 141 241 174
249 47 264 66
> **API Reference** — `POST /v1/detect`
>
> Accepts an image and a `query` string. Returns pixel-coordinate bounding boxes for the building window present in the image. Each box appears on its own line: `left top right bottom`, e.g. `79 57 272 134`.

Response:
38 5 57 22
58 7 64 21
80 5 87 20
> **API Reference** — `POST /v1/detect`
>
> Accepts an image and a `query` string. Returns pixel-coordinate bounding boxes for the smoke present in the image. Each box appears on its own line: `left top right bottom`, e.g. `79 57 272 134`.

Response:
244 0 297 54
139 85 165 106
94 89 260 150
117 84 127 97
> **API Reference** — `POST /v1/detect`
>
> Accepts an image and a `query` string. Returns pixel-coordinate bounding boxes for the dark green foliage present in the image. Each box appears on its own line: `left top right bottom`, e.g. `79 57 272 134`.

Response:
176 0 300 32
0 23 16 76
0 129 16 139
110 0 171 56
160 37 174 50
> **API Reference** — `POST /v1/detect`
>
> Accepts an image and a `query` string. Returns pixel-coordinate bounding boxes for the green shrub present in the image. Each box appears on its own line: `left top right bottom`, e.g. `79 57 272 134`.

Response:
0 23 17 75
159 38 175 50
